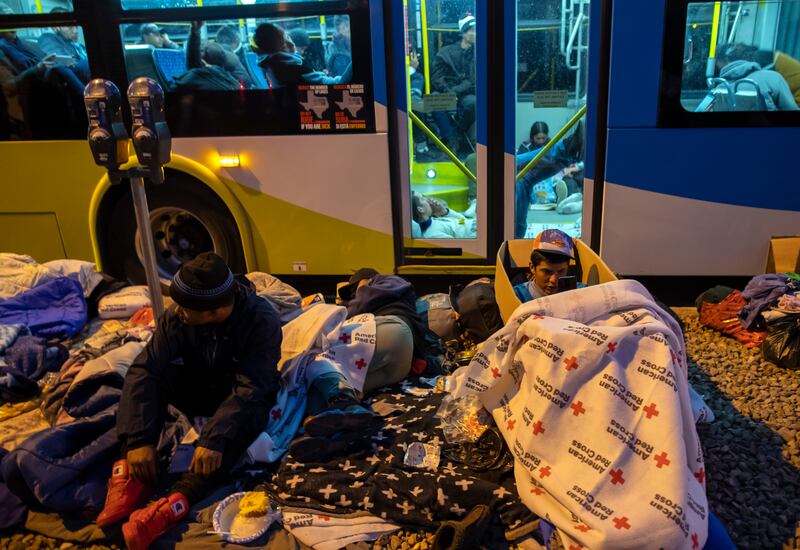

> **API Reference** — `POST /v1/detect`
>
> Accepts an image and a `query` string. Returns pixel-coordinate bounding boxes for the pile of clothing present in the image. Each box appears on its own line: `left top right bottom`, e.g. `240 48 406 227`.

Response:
697 273 800 368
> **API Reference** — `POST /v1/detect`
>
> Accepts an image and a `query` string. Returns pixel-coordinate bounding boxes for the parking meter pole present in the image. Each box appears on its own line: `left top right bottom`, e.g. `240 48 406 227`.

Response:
130 176 165 320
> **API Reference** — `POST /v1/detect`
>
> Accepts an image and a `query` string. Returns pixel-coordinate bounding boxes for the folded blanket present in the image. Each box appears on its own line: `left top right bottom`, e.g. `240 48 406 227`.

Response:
0 254 59 300
449 280 708 550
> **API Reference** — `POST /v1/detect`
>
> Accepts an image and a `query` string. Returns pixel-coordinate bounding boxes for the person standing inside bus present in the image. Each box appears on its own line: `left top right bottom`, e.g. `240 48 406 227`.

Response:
253 22 351 86
96 253 282 549
37 8 89 82
431 14 476 153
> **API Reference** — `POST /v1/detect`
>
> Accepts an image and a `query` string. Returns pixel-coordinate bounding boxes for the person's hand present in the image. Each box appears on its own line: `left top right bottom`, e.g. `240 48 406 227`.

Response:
36 53 56 75
428 197 448 217
127 445 158 486
191 20 205 33
409 50 419 70
563 164 581 177
190 446 223 477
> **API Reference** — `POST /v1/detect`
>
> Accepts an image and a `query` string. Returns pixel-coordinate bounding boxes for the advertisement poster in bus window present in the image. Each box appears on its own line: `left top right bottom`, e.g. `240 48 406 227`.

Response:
298 85 332 131
333 84 366 129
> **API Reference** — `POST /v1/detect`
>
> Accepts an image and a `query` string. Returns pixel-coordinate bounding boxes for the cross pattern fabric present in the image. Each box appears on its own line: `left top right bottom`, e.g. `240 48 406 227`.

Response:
449 280 708 549
269 388 539 540
247 304 377 463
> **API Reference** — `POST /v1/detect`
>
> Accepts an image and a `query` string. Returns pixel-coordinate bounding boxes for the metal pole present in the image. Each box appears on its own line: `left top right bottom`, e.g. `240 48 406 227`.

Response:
130 176 165 319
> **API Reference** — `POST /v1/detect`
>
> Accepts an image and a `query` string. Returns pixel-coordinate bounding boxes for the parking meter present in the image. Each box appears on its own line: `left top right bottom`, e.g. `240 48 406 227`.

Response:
83 79 128 174
127 77 171 184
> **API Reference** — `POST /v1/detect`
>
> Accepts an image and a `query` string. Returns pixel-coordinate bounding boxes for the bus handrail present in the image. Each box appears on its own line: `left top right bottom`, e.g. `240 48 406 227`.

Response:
409 111 477 183
420 0 432 95
516 104 586 182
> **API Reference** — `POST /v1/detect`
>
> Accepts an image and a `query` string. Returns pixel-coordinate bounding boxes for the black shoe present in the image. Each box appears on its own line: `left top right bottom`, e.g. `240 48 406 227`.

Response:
431 504 491 550
304 400 382 438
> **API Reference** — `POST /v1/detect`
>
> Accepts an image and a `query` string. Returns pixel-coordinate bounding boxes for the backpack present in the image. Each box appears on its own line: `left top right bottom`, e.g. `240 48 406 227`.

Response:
452 278 504 344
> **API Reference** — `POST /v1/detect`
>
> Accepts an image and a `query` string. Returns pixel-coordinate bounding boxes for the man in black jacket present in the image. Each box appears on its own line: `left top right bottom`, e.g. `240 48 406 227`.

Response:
96 253 281 550
430 14 476 152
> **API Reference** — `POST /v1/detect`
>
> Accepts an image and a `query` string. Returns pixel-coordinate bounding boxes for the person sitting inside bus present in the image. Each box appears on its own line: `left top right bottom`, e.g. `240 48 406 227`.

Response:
411 191 476 239
517 121 550 155
288 27 326 73
716 43 799 111
430 14 476 154
513 229 580 302
326 15 351 78
97 253 376 548
139 23 180 50
176 21 252 91
253 22 351 86
37 7 89 82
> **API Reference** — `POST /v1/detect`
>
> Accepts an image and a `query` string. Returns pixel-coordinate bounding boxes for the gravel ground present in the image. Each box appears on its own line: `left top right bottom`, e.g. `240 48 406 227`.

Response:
2 311 799 549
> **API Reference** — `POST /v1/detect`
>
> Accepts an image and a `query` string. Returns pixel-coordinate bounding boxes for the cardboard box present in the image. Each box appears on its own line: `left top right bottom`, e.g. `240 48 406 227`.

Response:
765 236 800 274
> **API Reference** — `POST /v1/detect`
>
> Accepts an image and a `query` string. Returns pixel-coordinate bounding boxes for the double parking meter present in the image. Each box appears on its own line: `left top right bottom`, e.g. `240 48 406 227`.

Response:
83 79 128 172
127 77 171 185
82 77 169 319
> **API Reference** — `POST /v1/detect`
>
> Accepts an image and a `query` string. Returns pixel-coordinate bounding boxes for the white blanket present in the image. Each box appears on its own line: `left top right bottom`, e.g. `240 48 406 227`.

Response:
0 253 59 299
247 304 377 463
449 280 708 550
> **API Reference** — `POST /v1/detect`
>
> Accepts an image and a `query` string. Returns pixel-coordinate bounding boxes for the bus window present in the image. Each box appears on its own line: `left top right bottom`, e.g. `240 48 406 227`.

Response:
681 0 800 113
120 15 351 92
514 0 587 240
406 0 478 241
0 1 72 14
121 0 328 9
0 23 89 140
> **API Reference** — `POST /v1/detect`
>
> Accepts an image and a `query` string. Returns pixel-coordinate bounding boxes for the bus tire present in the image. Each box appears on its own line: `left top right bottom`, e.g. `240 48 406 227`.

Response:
102 172 246 285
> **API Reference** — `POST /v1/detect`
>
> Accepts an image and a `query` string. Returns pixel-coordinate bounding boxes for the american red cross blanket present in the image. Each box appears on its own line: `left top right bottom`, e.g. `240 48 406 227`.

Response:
448 280 708 549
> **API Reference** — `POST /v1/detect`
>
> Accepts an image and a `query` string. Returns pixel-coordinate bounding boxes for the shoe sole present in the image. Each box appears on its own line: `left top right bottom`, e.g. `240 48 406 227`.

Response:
304 412 383 438
122 520 147 550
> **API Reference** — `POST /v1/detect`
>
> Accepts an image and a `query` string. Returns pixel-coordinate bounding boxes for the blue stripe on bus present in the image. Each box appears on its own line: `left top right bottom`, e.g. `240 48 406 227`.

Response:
369 0 388 106
606 127 800 212
607 0 665 129
389 0 407 113
476 0 487 146
503 0 516 155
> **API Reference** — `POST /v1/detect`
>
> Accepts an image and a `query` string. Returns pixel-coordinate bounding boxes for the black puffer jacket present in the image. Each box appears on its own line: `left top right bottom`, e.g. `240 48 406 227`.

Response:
431 42 475 97
117 282 281 454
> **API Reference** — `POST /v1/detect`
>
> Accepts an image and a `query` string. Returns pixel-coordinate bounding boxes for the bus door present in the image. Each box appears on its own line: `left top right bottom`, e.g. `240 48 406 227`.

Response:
390 0 491 269
505 0 591 243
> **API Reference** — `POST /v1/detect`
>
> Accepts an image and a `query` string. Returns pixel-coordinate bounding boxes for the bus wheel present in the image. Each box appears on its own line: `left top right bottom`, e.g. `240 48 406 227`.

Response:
102 174 246 284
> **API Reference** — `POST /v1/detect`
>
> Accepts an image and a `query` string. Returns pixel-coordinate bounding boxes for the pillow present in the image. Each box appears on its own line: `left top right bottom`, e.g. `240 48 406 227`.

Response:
774 51 800 105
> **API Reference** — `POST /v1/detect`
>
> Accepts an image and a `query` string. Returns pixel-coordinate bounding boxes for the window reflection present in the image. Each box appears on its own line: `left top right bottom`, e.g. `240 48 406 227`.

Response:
0 0 72 15
681 1 800 112
120 15 351 91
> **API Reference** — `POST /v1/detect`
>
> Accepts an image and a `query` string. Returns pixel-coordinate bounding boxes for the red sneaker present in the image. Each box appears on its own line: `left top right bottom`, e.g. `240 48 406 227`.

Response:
122 492 189 550
96 460 151 528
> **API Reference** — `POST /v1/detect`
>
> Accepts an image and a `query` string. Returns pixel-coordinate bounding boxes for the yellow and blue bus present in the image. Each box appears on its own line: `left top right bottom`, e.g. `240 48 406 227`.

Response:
1 0 798 286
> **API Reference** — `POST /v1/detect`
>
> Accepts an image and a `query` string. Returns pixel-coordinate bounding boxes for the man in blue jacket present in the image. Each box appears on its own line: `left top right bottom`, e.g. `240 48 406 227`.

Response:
96 253 282 550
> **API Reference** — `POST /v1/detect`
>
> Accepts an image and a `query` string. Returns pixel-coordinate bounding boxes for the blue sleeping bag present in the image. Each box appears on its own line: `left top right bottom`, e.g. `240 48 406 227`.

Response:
0 278 87 339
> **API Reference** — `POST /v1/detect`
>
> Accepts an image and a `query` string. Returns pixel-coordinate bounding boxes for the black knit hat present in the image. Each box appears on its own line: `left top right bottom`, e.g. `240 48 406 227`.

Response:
169 252 235 311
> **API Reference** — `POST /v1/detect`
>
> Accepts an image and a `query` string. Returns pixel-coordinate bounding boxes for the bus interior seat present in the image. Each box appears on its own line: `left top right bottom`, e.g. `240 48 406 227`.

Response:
245 51 270 89
124 45 170 90
733 79 768 110
152 48 187 85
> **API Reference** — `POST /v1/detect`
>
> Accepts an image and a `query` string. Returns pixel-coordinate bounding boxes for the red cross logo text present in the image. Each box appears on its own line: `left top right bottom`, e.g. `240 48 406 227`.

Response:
355 358 367 370
570 401 586 416
613 516 630 530
339 333 351 344
532 421 545 436
609 468 625 485
643 403 660 419
654 451 671 468
564 356 579 372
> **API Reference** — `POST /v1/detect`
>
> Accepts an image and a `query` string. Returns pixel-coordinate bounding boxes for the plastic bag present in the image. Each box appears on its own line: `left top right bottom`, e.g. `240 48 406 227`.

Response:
436 394 492 444
762 314 800 370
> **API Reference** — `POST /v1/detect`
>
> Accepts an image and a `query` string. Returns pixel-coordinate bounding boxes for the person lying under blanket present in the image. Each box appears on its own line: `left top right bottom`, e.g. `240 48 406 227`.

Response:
97 253 377 550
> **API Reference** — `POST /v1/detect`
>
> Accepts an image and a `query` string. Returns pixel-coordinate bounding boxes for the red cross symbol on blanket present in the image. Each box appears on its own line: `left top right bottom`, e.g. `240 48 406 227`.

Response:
532 315 545 320
355 358 367 370
694 469 706 484
606 342 618 353
575 524 591 532
570 401 586 416
564 356 579 372
643 403 660 419
271 408 282 421
538 465 551 478
491 367 502 379
506 419 516 431
691 533 700 549
609 468 625 485
670 349 678 366
532 421 545 436
530 486 544 495
613 517 631 530
569 545 583 550
319 515 331 522
339 333 351 344
654 451 671 468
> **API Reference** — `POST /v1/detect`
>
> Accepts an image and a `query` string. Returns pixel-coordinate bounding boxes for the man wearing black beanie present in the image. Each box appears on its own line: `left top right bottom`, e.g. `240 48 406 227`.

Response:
96 253 282 550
